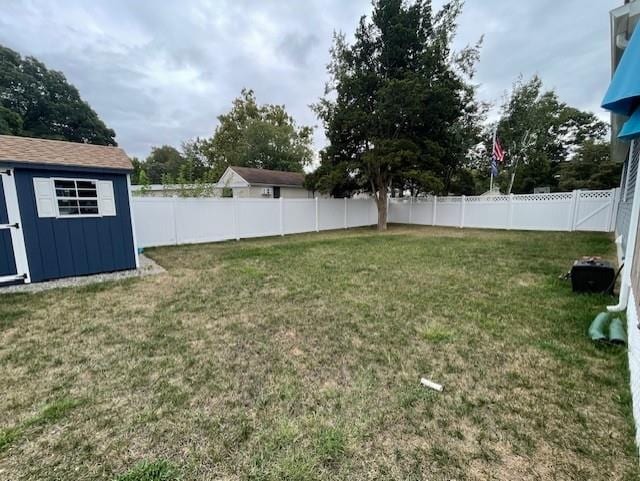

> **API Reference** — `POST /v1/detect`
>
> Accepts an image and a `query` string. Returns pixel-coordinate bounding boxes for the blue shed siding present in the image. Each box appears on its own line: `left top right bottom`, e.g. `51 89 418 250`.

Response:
0 180 17 277
14 168 136 282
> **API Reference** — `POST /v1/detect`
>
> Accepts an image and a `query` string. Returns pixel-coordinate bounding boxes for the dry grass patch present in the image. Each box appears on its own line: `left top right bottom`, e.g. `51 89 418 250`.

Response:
0 226 637 480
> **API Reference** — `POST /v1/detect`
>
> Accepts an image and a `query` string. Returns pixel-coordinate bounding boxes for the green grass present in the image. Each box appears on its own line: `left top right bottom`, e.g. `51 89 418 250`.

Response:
115 460 180 481
0 225 638 480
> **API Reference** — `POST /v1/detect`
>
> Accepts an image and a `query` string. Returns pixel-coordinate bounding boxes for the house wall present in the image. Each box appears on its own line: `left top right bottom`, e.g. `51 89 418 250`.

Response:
629 176 640 451
232 186 312 199
629 230 640 450
14 167 136 282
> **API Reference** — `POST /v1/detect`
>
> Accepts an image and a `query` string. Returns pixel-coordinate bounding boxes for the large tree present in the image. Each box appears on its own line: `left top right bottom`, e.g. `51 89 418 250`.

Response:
0 45 116 145
312 0 481 230
140 145 187 184
198 89 313 179
558 140 622 191
494 76 608 193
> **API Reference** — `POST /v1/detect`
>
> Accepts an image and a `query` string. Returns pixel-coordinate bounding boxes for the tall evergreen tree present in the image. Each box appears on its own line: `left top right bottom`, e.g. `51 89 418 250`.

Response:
312 0 482 230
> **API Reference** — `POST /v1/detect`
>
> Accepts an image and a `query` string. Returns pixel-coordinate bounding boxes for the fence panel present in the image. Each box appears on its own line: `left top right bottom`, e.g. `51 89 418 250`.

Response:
435 197 463 227
412 198 434 225
133 189 617 248
389 199 411 224
283 199 316 234
133 198 178 247
387 189 618 233
464 196 510 229
318 199 347 230
510 193 573 231
236 199 280 239
347 199 375 227
573 190 616 232
174 199 235 244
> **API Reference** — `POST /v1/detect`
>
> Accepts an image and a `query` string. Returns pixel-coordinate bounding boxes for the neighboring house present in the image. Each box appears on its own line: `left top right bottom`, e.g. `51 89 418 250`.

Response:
131 183 216 197
603 0 640 453
215 166 312 199
0 135 138 285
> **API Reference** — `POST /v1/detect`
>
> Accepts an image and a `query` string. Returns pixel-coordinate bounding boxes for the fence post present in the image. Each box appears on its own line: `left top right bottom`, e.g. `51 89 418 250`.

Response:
508 194 514 230
171 199 178 245
344 197 348 229
409 196 413 224
432 196 437 226
607 188 619 233
233 196 240 241
568 190 579 232
279 197 284 236
315 197 319 232
460 195 465 228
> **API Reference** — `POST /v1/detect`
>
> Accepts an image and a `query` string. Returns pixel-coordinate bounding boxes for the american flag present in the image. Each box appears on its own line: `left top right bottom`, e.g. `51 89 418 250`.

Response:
492 138 506 163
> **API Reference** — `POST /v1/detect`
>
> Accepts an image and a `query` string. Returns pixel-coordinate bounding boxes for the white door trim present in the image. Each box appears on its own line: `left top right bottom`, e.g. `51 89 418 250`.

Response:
126 174 140 268
1 168 31 283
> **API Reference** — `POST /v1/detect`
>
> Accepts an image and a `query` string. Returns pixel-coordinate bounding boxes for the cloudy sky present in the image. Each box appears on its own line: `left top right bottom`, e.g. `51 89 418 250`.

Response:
0 0 620 160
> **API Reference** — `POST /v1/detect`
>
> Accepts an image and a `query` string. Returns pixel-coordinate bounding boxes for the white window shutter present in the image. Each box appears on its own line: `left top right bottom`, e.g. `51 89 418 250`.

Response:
97 180 116 216
33 178 56 217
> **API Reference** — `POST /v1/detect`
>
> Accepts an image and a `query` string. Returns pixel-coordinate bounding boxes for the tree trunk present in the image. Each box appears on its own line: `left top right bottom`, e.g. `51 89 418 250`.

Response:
376 184 388 231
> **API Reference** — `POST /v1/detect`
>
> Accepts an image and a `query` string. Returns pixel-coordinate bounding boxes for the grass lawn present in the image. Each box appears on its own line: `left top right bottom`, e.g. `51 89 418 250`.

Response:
1 226 638 480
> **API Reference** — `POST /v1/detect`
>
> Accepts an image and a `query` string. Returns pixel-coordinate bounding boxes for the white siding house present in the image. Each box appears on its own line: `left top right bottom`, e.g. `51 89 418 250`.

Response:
215 166 313 199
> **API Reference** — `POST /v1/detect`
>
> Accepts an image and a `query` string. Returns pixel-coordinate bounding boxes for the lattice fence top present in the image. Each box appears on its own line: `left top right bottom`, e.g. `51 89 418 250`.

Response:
578 190 614 199
389 190 612 203
466 195 510 203
437 196 463 203
514 192 573 202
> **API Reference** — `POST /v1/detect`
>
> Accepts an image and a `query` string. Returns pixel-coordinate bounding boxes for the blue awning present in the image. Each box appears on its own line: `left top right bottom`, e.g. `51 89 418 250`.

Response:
619 106 640 140
602 25 640 116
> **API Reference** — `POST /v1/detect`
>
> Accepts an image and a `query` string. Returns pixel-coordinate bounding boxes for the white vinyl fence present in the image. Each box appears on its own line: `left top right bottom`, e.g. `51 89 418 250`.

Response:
132 189 619 248
388 189 619 233
133 197 377 248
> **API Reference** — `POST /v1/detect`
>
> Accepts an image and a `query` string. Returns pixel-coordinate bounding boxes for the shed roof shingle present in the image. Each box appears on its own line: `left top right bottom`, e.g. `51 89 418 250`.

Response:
230 166 305 186
0 135 133 171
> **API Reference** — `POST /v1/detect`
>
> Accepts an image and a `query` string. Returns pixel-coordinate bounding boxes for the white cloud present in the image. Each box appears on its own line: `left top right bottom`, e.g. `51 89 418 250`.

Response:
0 0 619 159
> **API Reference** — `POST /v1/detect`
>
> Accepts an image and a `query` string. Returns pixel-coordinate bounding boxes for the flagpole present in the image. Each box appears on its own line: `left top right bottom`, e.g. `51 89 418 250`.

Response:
490 126 497 192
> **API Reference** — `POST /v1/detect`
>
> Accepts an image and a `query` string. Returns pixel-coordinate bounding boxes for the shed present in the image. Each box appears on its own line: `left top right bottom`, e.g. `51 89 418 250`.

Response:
0 135 138 285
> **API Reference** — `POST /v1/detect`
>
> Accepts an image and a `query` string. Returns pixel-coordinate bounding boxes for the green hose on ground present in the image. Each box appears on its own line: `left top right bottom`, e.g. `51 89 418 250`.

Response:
609 318 626 345
588 312 610 342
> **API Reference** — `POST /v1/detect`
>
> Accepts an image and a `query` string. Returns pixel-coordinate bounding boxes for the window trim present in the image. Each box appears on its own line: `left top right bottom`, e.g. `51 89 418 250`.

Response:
52 177 102 218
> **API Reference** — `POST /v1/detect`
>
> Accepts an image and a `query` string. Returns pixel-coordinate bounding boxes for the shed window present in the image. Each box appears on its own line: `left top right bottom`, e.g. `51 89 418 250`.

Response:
54 179 99 216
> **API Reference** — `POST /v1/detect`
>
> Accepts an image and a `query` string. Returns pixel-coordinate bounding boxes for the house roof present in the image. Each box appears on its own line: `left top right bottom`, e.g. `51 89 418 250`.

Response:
0 135 133 171
229 166 305 187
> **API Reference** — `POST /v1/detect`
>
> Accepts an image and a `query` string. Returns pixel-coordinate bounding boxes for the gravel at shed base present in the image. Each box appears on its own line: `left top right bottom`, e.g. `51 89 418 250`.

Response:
0 254 165 294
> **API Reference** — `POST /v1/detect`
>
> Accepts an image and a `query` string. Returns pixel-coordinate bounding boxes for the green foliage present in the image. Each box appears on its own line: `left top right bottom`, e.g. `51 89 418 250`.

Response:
494 76 609 193
312 0 484 226
558 140 622 191
115 460 180 481
135 91 312 189
0 105 23 134
448 168 477 195
198 89 313 178
0 44 116 145
143 146 187 184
